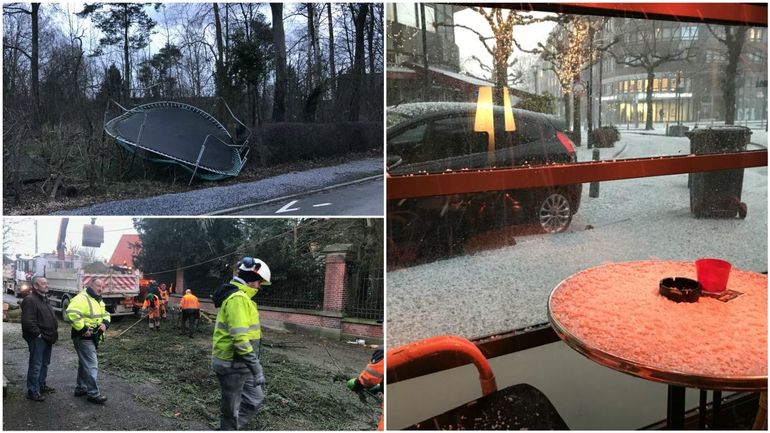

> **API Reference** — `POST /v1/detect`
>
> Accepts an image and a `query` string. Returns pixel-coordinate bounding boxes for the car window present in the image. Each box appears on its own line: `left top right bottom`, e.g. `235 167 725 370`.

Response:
501 114 547 147
427 116 482 158
389 123 430 163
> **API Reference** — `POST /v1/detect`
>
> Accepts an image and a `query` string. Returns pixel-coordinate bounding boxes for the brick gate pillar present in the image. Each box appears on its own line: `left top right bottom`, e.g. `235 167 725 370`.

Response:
320 243 352 340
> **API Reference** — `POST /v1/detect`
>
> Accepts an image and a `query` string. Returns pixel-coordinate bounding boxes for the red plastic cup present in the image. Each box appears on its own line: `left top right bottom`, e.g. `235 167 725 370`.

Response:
695 258 732 294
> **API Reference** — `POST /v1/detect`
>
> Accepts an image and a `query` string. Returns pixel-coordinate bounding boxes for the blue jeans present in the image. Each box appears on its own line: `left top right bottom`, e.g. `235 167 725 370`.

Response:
72 337 100 397
25 336 52 394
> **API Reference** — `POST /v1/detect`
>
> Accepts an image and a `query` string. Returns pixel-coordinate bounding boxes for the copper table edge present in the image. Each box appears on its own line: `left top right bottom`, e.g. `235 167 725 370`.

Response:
547 279 768 392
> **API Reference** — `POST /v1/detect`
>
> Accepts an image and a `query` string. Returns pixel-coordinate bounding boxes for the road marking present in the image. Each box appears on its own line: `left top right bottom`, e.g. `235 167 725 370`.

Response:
313 203 332 207
275 200 300 214
209 174 382 216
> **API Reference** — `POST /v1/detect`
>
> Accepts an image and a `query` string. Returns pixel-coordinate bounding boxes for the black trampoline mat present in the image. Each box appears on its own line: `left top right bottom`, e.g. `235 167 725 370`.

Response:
107 106 236 172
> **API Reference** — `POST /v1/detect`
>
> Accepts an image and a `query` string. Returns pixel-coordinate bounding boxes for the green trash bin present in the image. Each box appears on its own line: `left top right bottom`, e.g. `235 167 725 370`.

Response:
687 126 751 219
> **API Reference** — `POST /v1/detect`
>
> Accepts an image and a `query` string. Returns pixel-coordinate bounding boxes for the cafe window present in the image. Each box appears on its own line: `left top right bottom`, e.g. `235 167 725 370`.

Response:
681 25 699 40
386 3 395 21
423 5 436 32
395 3 418 27
386 2 768 348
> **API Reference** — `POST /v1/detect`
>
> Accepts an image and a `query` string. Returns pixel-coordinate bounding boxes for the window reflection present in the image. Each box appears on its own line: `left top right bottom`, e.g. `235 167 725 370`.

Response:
386 3 768 343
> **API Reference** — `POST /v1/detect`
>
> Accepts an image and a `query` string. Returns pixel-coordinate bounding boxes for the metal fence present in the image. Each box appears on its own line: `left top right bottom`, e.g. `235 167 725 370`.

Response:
256 266 326 311
345 261 384 321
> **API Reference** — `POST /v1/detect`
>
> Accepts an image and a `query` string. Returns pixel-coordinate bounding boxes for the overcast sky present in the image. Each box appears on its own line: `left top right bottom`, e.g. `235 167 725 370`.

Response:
5 217 137 261
50 3 327 56
453 9 556 78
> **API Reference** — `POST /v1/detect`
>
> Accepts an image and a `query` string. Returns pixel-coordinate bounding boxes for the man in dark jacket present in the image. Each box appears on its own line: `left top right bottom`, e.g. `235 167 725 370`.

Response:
20 276 59 402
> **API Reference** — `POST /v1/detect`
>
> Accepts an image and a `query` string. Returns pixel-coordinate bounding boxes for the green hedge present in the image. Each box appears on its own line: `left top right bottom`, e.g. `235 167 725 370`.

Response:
514 92 557 115
253 122 383 165
589 125 621 148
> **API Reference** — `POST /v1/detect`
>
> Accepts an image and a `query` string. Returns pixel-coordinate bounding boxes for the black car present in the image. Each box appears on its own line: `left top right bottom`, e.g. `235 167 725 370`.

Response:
387 102 582 259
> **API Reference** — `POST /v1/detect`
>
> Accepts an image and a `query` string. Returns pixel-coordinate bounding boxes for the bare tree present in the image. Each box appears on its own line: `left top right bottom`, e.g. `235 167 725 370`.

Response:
611 20 695 130
348 3 368 121
212 3 227 99
326 3 336 98
307 3 322 88
67 242 100 264
3 3 40 115
270 3 287 121
707 25 749 125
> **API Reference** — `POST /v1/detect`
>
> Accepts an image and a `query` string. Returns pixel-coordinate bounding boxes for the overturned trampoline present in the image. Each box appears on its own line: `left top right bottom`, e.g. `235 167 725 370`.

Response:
104 100 250 183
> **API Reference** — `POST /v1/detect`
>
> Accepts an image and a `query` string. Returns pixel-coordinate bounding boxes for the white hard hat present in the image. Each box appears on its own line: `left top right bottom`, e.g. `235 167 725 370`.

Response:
238 257 271 285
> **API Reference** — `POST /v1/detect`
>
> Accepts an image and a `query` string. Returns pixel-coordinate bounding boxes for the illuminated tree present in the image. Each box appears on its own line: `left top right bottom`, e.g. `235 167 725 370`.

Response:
535 17 590 136
452 8 547 104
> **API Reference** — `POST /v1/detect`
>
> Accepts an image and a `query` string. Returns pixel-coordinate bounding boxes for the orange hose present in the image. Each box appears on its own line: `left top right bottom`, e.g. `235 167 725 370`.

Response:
387 335 497 396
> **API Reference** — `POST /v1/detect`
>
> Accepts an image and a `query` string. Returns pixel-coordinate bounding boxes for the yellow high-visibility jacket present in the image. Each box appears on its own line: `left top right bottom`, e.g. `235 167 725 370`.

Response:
212 279 261 361
66 289 111 332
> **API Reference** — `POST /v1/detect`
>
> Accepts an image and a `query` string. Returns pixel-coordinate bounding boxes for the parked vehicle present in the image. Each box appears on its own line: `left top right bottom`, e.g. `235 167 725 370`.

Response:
4 254 34 298
4 253 139 316
387 103 582 260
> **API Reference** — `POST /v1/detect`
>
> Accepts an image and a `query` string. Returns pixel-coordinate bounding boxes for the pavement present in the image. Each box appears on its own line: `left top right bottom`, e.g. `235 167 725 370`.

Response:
52 158 383 216
225 176 383 215
2 321 209 430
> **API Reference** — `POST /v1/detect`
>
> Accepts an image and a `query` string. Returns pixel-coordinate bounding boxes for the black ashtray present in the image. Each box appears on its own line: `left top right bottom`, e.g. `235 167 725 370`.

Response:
659 277 701 303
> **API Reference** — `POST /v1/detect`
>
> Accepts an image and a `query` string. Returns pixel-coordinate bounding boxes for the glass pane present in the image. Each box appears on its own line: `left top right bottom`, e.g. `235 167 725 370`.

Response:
387 3 768 344
395 3 418 27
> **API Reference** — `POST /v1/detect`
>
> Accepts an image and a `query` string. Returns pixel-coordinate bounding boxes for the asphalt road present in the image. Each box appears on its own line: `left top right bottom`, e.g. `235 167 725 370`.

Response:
227 176 383 216
53 158 383 216
3 321 209 431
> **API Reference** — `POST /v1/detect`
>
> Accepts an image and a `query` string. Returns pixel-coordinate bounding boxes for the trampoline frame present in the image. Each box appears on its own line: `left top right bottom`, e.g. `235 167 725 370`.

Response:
104 99 251 184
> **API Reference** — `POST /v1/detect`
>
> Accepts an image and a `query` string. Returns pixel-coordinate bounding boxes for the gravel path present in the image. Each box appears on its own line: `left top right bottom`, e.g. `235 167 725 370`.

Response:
53 158 382 216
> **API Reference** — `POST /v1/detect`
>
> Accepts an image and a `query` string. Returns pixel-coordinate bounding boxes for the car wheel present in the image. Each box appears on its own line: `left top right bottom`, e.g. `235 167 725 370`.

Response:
536 192 573 233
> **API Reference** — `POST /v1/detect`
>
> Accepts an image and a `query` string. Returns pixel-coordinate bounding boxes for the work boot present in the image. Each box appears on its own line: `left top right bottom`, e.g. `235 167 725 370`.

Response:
74 388 87 397
87 395 108 404
27 391 45 402
40 385 56 394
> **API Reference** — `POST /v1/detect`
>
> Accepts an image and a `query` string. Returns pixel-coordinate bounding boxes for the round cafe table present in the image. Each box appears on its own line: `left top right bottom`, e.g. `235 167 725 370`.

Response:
548 260 767 429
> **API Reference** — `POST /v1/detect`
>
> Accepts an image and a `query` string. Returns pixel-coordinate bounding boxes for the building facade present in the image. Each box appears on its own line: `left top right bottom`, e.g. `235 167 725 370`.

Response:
536 18 768 127
386 3 493 105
